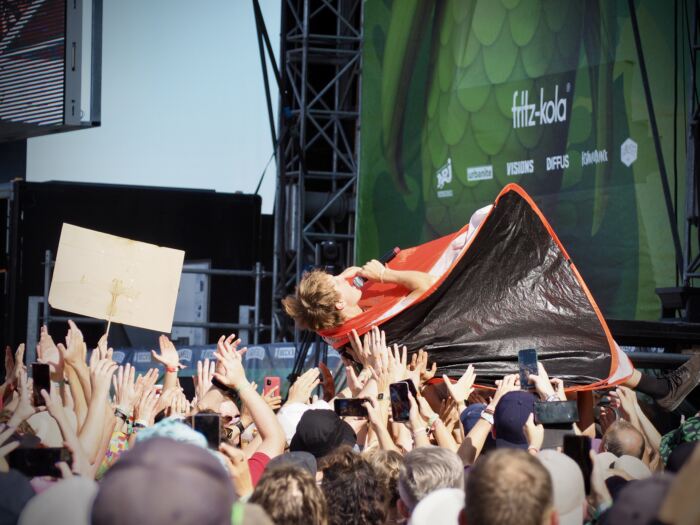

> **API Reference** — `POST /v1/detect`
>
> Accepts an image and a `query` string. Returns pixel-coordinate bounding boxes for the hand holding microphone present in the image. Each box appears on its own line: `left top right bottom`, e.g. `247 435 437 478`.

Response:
353 247 400 288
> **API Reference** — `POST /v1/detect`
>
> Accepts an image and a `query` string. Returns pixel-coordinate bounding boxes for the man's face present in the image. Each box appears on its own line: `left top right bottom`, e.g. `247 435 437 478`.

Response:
329 273 362 311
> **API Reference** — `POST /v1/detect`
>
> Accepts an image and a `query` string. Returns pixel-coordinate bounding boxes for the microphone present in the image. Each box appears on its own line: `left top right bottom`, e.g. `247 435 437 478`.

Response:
353 247 401 288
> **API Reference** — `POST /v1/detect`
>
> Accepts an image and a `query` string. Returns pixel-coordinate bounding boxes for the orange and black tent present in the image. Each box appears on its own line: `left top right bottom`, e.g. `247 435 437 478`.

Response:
320 184 633 390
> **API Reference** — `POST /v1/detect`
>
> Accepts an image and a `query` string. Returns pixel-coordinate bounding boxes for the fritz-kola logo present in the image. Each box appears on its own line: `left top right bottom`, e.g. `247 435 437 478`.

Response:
511 84 569 129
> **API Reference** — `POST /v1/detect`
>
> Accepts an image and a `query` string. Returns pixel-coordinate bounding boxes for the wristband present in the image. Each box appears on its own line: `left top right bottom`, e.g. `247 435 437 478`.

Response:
212 377 236 397
134 420 149 428
483 407 495 416
545 394 560 402
166 366 179 374
379 267 386 283
234 420 246 435
480 412 494 425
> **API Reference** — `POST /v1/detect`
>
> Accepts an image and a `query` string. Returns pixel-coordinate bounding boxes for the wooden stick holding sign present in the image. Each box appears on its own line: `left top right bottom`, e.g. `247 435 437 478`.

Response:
48 224 185 334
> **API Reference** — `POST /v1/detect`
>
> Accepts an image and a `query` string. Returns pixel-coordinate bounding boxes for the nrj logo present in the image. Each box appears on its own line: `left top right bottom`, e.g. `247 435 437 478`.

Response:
512 84 569 129
436 158 452 189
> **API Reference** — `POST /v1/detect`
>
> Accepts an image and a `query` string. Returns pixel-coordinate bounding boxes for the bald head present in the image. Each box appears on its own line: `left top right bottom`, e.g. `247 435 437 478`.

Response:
601 421 645 459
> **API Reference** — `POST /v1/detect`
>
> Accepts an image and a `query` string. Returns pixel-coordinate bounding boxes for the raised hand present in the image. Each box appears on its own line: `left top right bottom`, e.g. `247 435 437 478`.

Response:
523 413 544 452
344 362 367 397
134 386 159 425
318 362 336 401
410 349 437 387
151 335 185 371
90 359 118 400
490 374 519 409
59 320 87 367
10 370 42 425
213 337 248 390
112 364 138 415
168 390 189 418
286 368 320 405
37 325 64 380
40 383 68 423
194 359 216 401
527 362 559 401
443 364 476 406
134 368 159 401
262 385 282 411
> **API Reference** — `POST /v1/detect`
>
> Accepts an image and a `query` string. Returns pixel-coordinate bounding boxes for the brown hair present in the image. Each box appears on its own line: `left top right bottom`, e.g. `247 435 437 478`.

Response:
250 464 328 525
281 269 344 331
465 449 554 525
363 449 404 507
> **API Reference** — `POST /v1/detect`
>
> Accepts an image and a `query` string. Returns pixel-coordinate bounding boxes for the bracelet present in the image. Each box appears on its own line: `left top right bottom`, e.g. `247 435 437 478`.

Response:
166 366 179 374
546 394 560 402
114 407 132 420
483 407 495 416
427 414 439 428
379 267 386 283
480 412 494 425
211 377 236 397
134 420 149 428
412 426 428 436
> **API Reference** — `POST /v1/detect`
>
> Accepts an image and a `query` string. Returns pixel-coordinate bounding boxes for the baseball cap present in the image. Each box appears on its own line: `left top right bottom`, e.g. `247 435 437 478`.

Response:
409 488 464 525
460 403 486 433
598 474 674 525
289 410 356 458
91 438 234 525
493 391 537 448
537 450 585 525
267 451 318 476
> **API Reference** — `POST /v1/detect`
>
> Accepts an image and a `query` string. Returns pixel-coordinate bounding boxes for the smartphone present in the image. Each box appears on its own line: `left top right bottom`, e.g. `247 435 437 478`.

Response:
401 379 418 398
563 435 592 494
8 447 72 478
192 413 221 449
390 382 411 422
31 362 51 407
534 401 579 426
263 376 281 397
518 349 538 389
334 398 368 418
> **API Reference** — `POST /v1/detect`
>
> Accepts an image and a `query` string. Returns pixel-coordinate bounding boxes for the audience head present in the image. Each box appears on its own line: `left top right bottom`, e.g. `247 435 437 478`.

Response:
397 446 464 517
665 440 698 472
290 410 356 459
536 450 585 525
92 438 234 525
600 420 645 459
320 446 386 525
464 448 556 525
250 464 328 525
282 269 352 330
411 488 465 525
363 449 404 512
598 474 675 525
493 391 537 448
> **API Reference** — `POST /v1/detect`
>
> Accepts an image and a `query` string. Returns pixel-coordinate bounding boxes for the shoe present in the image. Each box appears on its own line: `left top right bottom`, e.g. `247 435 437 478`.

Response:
657 353 700 411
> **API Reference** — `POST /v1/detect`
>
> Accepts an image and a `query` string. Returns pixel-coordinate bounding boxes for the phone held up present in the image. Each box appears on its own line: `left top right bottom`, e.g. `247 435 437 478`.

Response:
334 398 368 418
390 382 411 422
563 435 592 495
31 362 51 407
263 376 281 397
192 413 221 449
8 447 72 478
518 348 538 390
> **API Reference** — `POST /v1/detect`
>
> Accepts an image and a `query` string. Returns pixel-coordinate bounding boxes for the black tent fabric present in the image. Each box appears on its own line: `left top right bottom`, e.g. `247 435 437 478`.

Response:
366 188 618 386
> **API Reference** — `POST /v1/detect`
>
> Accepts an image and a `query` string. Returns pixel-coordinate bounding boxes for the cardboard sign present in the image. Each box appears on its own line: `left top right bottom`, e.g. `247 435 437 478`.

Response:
48 224 185 333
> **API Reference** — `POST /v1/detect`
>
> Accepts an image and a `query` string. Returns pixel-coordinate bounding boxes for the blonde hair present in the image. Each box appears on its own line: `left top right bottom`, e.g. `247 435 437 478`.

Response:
282 269 345 331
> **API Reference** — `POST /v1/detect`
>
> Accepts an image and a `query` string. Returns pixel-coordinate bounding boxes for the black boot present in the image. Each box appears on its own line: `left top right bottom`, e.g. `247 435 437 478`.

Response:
657 353 700 411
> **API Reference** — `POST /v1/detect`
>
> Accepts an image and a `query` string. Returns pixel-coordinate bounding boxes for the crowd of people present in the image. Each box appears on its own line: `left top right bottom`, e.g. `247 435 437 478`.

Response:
0 320 699 524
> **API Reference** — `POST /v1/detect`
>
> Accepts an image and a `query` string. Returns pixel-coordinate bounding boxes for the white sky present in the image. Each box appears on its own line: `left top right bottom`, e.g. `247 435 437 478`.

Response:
27 0 280 214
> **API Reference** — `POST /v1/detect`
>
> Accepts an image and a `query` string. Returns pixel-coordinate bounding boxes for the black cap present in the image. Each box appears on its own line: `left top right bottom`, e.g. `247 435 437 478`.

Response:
289 410 356 458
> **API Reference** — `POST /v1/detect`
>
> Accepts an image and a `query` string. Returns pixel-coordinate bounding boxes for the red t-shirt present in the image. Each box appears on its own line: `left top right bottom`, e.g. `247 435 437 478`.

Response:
247 451 270 486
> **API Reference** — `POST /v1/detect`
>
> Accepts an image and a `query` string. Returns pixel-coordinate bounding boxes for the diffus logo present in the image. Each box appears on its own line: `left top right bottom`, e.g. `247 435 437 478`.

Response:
512 84 569 129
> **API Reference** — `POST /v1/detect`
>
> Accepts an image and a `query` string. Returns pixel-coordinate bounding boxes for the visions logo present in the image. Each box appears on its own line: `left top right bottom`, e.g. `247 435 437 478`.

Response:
512 84 569 129
506 159 534 176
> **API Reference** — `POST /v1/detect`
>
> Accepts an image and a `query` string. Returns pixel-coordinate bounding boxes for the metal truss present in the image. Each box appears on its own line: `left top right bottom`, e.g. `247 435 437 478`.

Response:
271 0 363 347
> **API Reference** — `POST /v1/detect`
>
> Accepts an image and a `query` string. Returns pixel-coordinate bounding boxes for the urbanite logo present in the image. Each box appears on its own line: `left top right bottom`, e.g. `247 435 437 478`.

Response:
506 159 534 176
620 138 638 167
546 154 569 171
467 165 493 182
581 149 608 167
436 158 453 199
512 85 569 129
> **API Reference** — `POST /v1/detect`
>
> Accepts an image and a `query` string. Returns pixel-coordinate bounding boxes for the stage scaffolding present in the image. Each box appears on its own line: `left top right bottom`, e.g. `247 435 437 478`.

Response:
266 0 363 354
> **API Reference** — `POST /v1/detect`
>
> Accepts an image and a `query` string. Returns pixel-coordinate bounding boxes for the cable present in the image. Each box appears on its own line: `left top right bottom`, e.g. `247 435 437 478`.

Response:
254 150 276 195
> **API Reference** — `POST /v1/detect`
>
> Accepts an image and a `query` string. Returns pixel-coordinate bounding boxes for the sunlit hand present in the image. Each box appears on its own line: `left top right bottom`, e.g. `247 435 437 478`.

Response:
286 368 320 405
443 364 476 405
151 335 185 371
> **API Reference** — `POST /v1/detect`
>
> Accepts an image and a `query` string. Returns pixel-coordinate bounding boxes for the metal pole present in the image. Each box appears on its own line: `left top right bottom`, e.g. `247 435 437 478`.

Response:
42 250 51 327
254 262 262 344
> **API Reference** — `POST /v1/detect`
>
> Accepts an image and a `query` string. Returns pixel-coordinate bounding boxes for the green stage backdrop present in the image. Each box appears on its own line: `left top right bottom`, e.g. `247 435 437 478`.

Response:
357 0 690 321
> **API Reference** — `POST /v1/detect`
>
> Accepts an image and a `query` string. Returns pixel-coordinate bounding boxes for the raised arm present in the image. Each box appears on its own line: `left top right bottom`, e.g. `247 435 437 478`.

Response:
214 335 285 459
359 260 437 295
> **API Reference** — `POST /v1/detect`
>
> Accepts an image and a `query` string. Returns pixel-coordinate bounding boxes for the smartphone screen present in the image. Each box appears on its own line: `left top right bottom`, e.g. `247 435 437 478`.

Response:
563 435 592 494
263 376 281 397
390 382 410 422
31 362 50 407
8 447 72 478
193 414 221 449
518 349 538 389
334 398 368 418
534 401 579 426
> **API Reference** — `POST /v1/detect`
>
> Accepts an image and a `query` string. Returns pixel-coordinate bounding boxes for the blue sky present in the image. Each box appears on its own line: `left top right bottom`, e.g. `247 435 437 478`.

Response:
27 0 280 213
